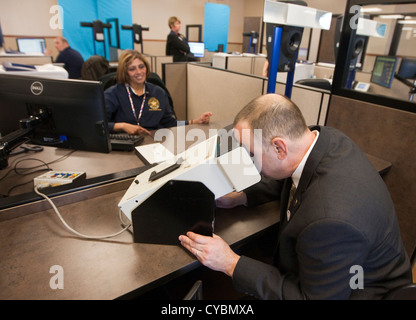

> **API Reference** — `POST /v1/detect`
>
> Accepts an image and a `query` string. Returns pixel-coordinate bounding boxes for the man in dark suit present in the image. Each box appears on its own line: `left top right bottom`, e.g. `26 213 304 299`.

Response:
179 94 412 299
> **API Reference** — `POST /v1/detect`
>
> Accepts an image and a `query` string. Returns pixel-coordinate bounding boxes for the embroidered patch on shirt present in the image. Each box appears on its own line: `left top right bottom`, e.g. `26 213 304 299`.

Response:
148 97 161 111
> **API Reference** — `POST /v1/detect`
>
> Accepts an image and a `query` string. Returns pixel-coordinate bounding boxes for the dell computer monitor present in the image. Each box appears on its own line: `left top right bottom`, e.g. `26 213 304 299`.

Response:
188 42 205 58
397 57 416 80
16 38 46 54
0 74 111 153
370 56 398 88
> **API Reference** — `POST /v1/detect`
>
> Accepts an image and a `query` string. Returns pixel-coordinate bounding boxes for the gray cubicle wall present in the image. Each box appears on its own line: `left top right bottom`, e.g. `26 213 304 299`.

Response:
186 64 265 123
326 94 416 260
163 62 330 127
144 54 173 79
212 54 267 77
164 62 188 120
270 82 330 126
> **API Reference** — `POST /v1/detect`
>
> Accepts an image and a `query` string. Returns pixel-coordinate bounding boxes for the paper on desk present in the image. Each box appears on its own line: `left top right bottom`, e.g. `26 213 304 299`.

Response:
135 143 175 165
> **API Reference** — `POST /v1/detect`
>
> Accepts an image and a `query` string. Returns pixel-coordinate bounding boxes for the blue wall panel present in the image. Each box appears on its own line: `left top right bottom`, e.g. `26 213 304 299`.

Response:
203 3 230 52
58 0 132 61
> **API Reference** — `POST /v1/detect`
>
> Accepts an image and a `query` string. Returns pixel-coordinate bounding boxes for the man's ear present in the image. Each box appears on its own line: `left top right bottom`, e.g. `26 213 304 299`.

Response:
271 137 287 160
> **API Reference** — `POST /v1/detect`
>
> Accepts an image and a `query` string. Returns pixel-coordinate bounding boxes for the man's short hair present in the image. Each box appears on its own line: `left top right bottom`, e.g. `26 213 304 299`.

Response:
234 94 308 146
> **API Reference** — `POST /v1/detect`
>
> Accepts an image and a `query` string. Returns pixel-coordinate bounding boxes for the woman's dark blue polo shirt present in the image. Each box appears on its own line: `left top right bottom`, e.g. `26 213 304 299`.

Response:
104 82 185 132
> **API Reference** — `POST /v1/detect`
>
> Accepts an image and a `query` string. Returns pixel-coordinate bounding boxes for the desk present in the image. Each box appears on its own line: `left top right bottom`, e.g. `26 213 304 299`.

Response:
0 120 279 299
0 54 53 66
0 178 279 299
0 64 68 79
0 122 392 299
0 124 201 202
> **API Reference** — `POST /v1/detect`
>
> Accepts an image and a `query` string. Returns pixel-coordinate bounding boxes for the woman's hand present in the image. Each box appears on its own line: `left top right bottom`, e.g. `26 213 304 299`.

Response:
191 112 213 125
113 122 151 135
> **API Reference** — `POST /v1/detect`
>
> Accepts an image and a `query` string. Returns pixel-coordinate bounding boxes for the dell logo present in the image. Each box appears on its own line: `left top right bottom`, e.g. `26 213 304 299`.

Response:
31 81 44 95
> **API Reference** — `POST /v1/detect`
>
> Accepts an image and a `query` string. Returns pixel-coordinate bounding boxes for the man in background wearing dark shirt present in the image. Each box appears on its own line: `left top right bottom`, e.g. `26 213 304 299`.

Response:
46 36 84 79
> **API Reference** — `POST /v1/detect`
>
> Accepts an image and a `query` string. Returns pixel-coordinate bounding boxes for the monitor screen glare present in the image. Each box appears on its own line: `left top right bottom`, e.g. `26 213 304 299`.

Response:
188 42 205 58
17 38 46 54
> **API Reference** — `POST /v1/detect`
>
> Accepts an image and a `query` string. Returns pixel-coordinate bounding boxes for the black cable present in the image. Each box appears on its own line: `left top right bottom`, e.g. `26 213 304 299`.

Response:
2 149 77 196
9 145 44 156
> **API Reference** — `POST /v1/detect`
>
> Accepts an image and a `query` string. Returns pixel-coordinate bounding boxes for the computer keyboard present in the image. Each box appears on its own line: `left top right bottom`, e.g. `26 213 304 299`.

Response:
110 134 144 151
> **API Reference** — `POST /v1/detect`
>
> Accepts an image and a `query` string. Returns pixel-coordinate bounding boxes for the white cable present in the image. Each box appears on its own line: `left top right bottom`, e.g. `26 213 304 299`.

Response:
34 185 131 240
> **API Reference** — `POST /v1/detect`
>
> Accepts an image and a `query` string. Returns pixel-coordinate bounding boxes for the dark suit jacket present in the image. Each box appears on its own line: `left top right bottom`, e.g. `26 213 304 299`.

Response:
165 31 197 62
233 126 411 299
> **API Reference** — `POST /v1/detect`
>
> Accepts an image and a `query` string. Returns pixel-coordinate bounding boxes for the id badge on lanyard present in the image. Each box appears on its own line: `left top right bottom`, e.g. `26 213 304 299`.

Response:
125 84 146 126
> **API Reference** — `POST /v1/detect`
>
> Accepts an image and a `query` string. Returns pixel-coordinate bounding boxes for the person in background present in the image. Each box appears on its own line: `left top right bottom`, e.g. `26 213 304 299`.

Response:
166 16 197 62
81 55 110 81
45 36 84 79
179 94 412 300
104 50 211 135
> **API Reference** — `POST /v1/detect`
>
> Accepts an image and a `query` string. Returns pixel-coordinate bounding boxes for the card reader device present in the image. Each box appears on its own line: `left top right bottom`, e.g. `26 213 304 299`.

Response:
118 126 261 244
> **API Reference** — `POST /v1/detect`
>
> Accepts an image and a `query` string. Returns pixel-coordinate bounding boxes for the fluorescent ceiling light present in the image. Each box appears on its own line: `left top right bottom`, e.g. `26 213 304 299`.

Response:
399 20 416 24
379 14 404 19
361 7 382 13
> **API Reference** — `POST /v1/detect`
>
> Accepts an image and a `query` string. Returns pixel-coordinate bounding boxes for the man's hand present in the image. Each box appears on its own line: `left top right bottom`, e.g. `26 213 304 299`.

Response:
215 191 247 209
179 232 240 277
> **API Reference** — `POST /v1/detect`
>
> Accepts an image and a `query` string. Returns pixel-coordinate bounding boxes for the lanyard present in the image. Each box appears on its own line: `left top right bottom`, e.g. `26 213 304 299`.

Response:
125 84 146 126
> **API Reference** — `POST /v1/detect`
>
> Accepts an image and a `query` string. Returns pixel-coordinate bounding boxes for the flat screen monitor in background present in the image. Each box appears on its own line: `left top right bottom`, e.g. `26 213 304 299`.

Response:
0 74 111 154
188 42 205 58
0 22 4 48
370 56 398 88
397 57 416 80
16 38 46 54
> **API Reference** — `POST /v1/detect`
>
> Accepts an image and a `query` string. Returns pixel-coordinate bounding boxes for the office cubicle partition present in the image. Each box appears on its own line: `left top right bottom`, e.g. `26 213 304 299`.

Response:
326 95 416 260
144 54 173 79
163 62 331 128
186 64 264 122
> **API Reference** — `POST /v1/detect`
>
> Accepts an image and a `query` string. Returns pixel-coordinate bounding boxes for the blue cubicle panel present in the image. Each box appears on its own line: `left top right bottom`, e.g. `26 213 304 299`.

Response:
97 0 133 51
58 0 132 60
58 0 98 60
203 3 230 53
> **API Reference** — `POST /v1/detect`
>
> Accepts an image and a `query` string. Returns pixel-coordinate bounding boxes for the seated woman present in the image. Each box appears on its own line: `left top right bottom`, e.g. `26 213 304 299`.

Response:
104 50 212 135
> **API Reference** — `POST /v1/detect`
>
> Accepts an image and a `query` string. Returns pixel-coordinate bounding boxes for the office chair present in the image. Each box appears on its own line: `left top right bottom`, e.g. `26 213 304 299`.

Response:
147 72 176 117
183 280 203 300
383 283 416 300
99 72 117 90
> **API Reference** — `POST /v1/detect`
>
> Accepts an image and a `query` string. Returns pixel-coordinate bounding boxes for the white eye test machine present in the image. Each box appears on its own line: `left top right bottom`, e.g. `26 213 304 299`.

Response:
118 126 261 244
